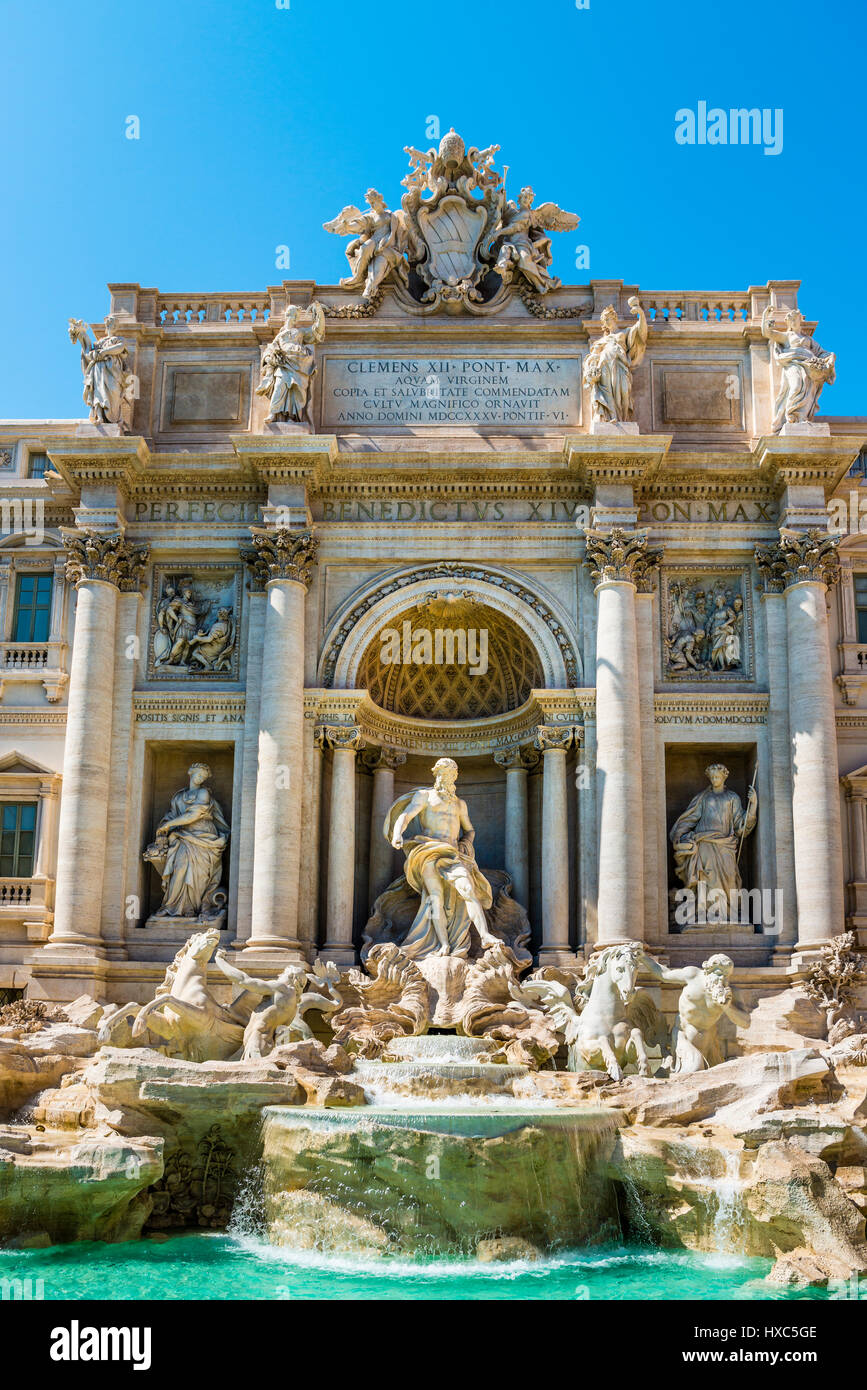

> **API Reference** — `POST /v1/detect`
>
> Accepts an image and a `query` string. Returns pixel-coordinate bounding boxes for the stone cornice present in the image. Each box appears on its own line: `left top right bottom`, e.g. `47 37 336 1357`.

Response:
752 435 865 500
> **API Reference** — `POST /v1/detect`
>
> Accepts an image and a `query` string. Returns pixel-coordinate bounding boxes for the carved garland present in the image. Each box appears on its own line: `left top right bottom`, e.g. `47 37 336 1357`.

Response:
320 561 580 688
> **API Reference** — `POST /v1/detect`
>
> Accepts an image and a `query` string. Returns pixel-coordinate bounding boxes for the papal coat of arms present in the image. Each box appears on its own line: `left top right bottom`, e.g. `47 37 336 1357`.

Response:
324 129 579 315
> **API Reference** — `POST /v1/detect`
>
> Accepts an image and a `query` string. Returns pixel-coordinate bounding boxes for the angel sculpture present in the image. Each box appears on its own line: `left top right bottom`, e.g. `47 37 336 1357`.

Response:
511 944 667 1081
256 302 325 424
323 190 414 304
68 315 136 429
485 185 580 295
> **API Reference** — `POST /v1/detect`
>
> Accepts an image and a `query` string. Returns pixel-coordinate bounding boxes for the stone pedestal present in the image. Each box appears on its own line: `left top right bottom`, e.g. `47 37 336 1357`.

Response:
241 528 318 961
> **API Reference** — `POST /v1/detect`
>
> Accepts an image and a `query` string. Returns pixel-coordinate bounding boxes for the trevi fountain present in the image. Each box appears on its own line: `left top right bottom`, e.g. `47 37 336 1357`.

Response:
1 130 866 1305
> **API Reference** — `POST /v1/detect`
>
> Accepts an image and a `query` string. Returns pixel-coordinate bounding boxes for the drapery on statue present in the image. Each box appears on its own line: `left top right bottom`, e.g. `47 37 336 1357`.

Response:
144 763 229 921
256 302 325 423
68 314 136 429
386 757 501 960
761 305 836 431
323 190 413 305
582 298 648 424
670 762 757 912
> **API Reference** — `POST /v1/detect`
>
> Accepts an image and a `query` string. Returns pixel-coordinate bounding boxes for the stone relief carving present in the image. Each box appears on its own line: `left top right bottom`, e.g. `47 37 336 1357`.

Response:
324 129 578 315
761 306 836 432
670 762 757 923
662 569 752 680
143 763 229 926
256 302 325 424
149 567 240 680
68 316 136 431
583 298 648 426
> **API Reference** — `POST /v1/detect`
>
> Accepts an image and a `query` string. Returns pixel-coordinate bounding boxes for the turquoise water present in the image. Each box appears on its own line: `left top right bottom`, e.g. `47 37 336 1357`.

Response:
0 1234 826 1300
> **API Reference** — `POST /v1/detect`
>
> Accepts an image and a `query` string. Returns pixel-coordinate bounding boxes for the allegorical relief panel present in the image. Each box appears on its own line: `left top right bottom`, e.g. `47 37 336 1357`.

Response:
661 567 752 682
148 565 241 681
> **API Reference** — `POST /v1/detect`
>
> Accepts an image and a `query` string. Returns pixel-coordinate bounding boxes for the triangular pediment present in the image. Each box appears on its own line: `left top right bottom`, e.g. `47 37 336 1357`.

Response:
0 750 56 776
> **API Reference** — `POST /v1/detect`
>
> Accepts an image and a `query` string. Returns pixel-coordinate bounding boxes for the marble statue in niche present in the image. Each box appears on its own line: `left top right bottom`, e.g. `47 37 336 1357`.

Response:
386 757 502 959
68 315 136 430
670 763 757 921
256 302 325 423
583 299 648 425
761 305 836 432
151 571 238 678
664 573 747 678
144 763 229 925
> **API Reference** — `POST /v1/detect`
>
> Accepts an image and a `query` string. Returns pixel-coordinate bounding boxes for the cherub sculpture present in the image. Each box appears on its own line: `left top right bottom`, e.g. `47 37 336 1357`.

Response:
323 191 414 304
256 302 325 424
68 314 136 430
485 185 580 294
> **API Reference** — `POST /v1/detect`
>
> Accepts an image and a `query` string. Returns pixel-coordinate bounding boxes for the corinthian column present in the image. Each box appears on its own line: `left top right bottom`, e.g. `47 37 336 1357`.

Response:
756 529 844 945
585 528 662 946
241 527 318 959
321 726 363 965
534 725 573 963
47 531 149 951
364 748 406 907
494 746 538 910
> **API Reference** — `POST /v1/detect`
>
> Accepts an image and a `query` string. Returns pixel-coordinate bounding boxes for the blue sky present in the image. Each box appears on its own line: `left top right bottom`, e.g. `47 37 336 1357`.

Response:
2 0 865 418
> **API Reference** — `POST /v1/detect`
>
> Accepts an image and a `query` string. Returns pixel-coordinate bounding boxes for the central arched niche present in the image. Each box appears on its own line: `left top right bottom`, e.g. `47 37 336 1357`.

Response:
358 593 544 721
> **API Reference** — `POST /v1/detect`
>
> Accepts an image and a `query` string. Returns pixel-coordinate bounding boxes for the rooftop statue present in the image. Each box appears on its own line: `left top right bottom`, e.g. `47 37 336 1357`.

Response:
583 298 648 425
325 129 579 314
761 305 836 431
68 314 136 430
256 301 325 424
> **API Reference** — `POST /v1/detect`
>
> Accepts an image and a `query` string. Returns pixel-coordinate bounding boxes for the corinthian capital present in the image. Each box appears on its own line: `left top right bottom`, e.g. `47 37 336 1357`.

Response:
754 528 841 592
61 528 150 592
584 527 663 590
534 724 574 753
241 526 318 590
317 724 363 753
362 747 407 772
494 746 541 771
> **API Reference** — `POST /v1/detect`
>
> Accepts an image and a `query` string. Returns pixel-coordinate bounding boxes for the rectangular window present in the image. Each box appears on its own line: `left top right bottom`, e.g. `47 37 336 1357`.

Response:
27 452 49 479
0 803 37 877
12 573 52 642
856 575 867 645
